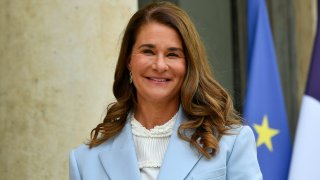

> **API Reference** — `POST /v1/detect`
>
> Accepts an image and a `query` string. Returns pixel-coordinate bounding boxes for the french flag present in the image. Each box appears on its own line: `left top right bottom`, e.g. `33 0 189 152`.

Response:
288 1 320 179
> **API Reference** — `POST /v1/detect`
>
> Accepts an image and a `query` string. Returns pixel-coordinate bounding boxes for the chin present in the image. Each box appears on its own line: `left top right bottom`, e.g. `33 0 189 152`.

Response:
147 93 179 103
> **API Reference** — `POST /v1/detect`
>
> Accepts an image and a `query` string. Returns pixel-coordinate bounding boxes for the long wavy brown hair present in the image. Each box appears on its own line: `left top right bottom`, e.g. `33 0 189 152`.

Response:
89 1 242 158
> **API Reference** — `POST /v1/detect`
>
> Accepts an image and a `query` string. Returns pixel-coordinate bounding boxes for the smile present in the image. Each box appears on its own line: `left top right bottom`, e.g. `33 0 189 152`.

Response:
147 77 170 82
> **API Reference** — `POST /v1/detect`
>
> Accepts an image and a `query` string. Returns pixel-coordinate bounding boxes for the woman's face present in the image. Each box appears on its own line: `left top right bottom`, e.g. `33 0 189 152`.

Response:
128 22 186 105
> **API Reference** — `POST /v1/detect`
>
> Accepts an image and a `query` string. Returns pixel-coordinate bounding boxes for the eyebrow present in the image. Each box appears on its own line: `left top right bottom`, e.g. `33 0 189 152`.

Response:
168 47 184 52
138 44 183 52
138 44 155 49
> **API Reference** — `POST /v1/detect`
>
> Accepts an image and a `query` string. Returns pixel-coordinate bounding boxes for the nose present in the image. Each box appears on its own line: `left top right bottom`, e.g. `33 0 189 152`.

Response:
152 54 169 73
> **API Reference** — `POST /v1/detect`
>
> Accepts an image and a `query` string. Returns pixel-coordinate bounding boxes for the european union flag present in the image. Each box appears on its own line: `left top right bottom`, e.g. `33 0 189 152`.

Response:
244 0 292 179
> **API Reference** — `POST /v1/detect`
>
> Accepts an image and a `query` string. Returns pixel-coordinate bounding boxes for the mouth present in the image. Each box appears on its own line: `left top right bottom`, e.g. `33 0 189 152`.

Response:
147 77 171 82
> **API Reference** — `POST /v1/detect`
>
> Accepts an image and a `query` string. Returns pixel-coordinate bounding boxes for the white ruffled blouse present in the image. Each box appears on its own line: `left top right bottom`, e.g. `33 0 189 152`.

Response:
130 113 177 180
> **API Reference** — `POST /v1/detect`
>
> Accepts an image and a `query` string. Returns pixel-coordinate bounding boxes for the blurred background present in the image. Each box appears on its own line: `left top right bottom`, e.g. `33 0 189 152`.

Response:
0 0 317 179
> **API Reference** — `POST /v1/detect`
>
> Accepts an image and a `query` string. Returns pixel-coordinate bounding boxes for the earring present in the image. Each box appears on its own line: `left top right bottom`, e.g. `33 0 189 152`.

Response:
129 71 133 84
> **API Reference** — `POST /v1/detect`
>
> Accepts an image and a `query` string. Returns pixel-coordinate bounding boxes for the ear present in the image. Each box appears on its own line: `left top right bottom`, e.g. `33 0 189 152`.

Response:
127 58 132 71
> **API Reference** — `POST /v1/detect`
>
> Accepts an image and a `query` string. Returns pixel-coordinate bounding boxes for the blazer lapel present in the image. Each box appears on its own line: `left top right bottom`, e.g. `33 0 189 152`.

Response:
157 108 203 180
98 117 141 180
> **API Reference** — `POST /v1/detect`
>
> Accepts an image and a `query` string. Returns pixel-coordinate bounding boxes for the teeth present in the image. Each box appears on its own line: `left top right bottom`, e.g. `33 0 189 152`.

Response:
150 78 167 82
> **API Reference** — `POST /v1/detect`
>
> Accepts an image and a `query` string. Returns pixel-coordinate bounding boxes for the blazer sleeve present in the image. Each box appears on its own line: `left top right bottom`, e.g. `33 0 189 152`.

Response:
226 126 263 180
69 150 82 180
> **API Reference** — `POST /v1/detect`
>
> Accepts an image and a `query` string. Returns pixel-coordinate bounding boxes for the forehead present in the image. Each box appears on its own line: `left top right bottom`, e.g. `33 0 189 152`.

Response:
134 22 183 47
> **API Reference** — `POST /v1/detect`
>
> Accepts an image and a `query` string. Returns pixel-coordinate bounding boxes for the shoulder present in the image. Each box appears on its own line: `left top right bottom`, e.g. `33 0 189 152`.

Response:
231 125 255 140
69 141 115 180
218 125 257 163
220 125 254 147
221 125 262 179
187 125 261 179
72 138 114 154
70 138 115 165
230 125 256 146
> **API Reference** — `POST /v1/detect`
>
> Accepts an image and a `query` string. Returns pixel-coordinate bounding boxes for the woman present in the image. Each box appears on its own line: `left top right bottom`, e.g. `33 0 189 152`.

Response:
69 2 262 180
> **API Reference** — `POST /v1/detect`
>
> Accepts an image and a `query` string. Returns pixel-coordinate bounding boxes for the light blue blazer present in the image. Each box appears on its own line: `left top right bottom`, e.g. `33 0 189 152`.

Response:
69 108 262 180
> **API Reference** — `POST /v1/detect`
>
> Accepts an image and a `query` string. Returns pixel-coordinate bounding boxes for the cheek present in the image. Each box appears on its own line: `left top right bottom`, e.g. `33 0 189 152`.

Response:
129 56 141 72
176 62 187 79
130 54 149 68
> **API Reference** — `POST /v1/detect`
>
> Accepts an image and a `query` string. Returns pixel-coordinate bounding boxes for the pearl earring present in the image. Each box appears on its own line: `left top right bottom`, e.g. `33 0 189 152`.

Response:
129 72 133 84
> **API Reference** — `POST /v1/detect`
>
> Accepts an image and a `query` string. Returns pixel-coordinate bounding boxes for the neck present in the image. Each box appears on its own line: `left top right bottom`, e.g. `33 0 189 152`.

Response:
134 99 179 129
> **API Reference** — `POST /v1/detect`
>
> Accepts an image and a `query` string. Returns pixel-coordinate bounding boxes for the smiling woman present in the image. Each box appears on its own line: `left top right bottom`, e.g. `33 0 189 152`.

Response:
129 22 186 128
69 1 262 180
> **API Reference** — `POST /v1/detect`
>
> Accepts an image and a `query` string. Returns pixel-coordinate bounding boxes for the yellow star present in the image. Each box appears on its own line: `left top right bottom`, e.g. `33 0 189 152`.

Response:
253 115 279 151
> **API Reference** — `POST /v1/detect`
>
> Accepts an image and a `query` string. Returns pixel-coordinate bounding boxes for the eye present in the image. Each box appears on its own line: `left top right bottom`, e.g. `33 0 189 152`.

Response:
142 49 155 56
167 52 179 58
